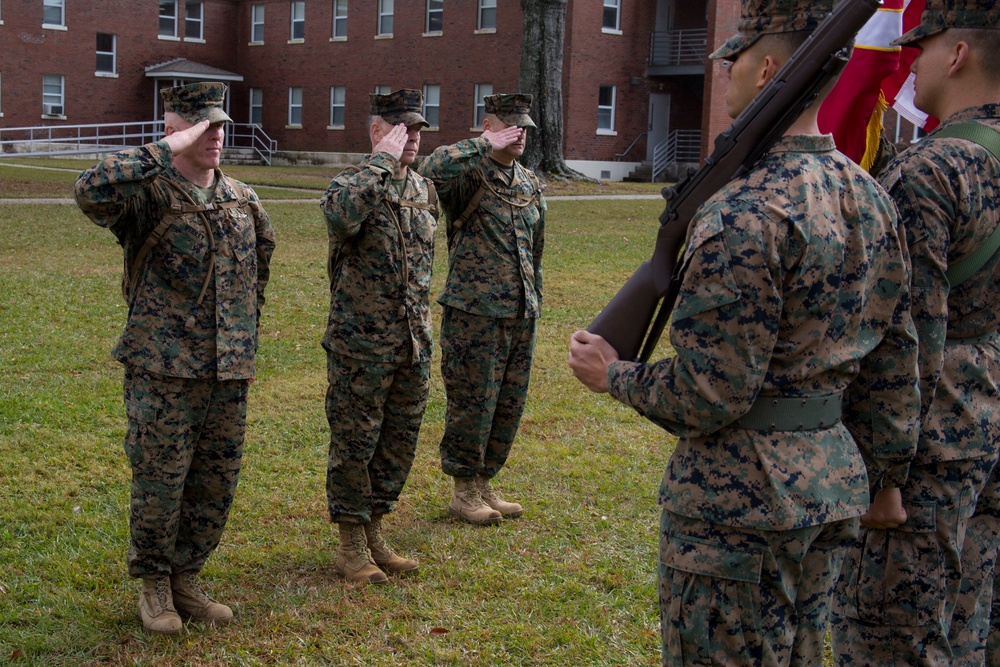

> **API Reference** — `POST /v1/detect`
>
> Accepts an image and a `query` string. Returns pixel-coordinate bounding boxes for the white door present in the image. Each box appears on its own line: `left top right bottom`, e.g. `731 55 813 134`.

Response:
647 93 671 162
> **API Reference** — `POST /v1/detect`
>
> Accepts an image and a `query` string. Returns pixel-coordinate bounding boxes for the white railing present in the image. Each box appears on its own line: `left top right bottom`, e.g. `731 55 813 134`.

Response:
652 129 701 182
649 28 708 68
0 121 276 165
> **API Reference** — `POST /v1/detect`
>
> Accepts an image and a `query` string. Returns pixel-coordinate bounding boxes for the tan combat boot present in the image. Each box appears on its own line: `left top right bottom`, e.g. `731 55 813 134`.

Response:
138 575 182 635
449 476 502 525
170 571 234 624
366 514 419 575
335 522 388 584
477 475 523 518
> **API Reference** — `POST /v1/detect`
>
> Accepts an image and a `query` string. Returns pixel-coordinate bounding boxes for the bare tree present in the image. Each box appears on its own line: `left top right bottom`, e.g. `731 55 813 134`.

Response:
519 0 592 180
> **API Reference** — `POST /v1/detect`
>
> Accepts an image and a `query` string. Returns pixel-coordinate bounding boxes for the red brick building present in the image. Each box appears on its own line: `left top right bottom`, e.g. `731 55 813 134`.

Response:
0 0 740 180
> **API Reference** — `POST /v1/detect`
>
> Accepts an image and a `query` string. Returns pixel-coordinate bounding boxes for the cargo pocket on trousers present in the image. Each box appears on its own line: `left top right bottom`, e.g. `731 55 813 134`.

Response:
124 398 159 468
660 533 763 664
844 501 941 626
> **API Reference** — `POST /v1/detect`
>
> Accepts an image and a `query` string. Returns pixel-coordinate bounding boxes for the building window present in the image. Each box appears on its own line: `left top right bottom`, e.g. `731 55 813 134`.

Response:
96 33 116 75
42 74 64 116
0 73 4 116
251 4 265 42
329 86 346 127
374 84 391 95
159 1 178 37
474 83 492 128
185 1 204 40
290 1 305 40
250 88 263 125
288 87 303 126
602 0 621 32
598 84 616 133
43 0 64 27
426 0 442 33
377 0 393 36
478 0 496 31
333 0 347 39
423 84 440 129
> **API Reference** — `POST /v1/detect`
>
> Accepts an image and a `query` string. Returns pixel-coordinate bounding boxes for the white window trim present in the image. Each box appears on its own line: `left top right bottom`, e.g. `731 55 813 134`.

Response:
422 83 440 130
328 85 346 129
249 88 263 126
42 0 65 28
477 0 496 31
289 1 305 42
250 4 265 44
332 0 347 40
96 33 117 77
425 0 442 35
377 0 393 37
472 83 492 131
597 84 617 135
159 0 178 39
287 87 303 127
42 74 66 118
602 0 621 33
184 1 205 41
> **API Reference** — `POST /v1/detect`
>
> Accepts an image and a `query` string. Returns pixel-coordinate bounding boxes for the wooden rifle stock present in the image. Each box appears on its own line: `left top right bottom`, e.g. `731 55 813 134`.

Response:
588 0 881 362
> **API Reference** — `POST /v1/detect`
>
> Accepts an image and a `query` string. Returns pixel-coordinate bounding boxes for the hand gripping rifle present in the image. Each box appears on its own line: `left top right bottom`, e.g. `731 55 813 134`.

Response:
587 0 881 362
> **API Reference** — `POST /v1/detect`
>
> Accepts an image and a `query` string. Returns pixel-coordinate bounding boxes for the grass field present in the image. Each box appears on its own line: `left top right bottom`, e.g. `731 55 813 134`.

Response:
0 160 677 665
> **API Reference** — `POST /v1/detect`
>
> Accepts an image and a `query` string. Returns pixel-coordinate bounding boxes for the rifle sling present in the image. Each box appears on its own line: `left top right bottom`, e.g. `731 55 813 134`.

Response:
929 122 1000 288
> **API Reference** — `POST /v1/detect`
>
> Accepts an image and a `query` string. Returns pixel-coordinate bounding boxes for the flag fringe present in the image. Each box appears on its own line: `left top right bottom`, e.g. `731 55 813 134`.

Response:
861 91 889 172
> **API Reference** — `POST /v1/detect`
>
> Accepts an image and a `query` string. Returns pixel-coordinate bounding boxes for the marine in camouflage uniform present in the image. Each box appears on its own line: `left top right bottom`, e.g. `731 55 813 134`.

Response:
830 3 1000 664
568 1 921 664
417 94 544 524
320 89 437 584
74 82 275 634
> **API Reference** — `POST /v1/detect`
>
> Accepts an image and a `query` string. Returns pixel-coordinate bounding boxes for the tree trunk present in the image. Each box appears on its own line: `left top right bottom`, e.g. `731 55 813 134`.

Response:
519 0 594 181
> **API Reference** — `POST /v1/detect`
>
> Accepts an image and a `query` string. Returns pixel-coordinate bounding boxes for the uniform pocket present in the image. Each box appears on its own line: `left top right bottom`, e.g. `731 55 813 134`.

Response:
837 501 942 625
672 211 743 322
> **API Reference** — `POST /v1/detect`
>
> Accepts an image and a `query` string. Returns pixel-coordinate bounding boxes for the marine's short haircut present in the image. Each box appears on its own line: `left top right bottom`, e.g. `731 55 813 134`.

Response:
951 28 1000 79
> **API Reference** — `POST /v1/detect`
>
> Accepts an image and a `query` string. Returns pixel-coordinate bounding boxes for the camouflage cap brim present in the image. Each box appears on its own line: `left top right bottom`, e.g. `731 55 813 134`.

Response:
382 111 430 128
710 32 763 60
496 113 537 128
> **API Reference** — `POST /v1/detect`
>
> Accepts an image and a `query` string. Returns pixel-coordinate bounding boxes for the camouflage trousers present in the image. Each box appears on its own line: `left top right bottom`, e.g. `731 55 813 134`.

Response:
438 306 536 479
659 510 859 667
325 352 429 524
830 457 1000 666
123 364 248 578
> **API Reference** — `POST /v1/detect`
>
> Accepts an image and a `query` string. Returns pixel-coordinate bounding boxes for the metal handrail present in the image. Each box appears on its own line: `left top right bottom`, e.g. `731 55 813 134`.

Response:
0 121 276 165
651 129 701 182
649 28 708 67
615 131 647 161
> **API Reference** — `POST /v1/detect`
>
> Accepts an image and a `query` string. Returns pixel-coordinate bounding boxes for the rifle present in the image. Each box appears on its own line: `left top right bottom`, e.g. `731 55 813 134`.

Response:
588 0 881 362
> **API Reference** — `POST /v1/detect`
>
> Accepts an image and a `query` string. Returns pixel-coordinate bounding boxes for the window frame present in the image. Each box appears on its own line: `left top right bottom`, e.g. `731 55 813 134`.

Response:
425 0 442 34
159 0 178 38
42 0 64 28
422 84 440 129
251 4 265 43
185 1 204 40
332 0 347 39
329 85 346 128
602 0 621 33
42 74 65 117
474 83 493 129
597 84 617 134
288 86 303 126
290 1 305 41
477 0 496 32
96 32 117 76
250 88 263 126
377 0 393 36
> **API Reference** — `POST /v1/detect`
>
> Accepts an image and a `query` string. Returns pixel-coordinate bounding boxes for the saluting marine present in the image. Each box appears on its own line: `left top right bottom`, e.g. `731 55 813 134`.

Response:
74 81 275 635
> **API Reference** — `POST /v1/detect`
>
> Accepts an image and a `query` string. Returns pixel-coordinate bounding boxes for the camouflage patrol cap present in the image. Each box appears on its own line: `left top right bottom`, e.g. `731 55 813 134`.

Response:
161 82 233 124
369 89 430 128
894 0 1000 46
484 94 537 128
710 0 836 61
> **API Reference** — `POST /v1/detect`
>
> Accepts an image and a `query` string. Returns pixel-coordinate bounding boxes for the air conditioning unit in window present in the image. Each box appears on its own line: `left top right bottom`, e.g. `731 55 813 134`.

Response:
43 104 63 116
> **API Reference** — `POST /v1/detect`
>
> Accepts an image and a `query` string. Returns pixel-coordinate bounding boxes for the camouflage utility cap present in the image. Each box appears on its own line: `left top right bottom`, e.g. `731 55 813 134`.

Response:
370 89 430 128
161 82 233 124
711 0 836 61
894 0 1000 46
485 94 537 128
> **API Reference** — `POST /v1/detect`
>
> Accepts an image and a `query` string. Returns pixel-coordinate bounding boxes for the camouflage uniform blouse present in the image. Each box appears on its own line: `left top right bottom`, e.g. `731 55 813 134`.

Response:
879 104 1000 462
607 135 921 531
75 141 275 381
320 152 438 364
418 137 544 318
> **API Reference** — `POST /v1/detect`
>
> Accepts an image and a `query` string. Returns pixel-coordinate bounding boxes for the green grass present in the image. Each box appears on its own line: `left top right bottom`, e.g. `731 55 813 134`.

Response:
0 164 673 665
